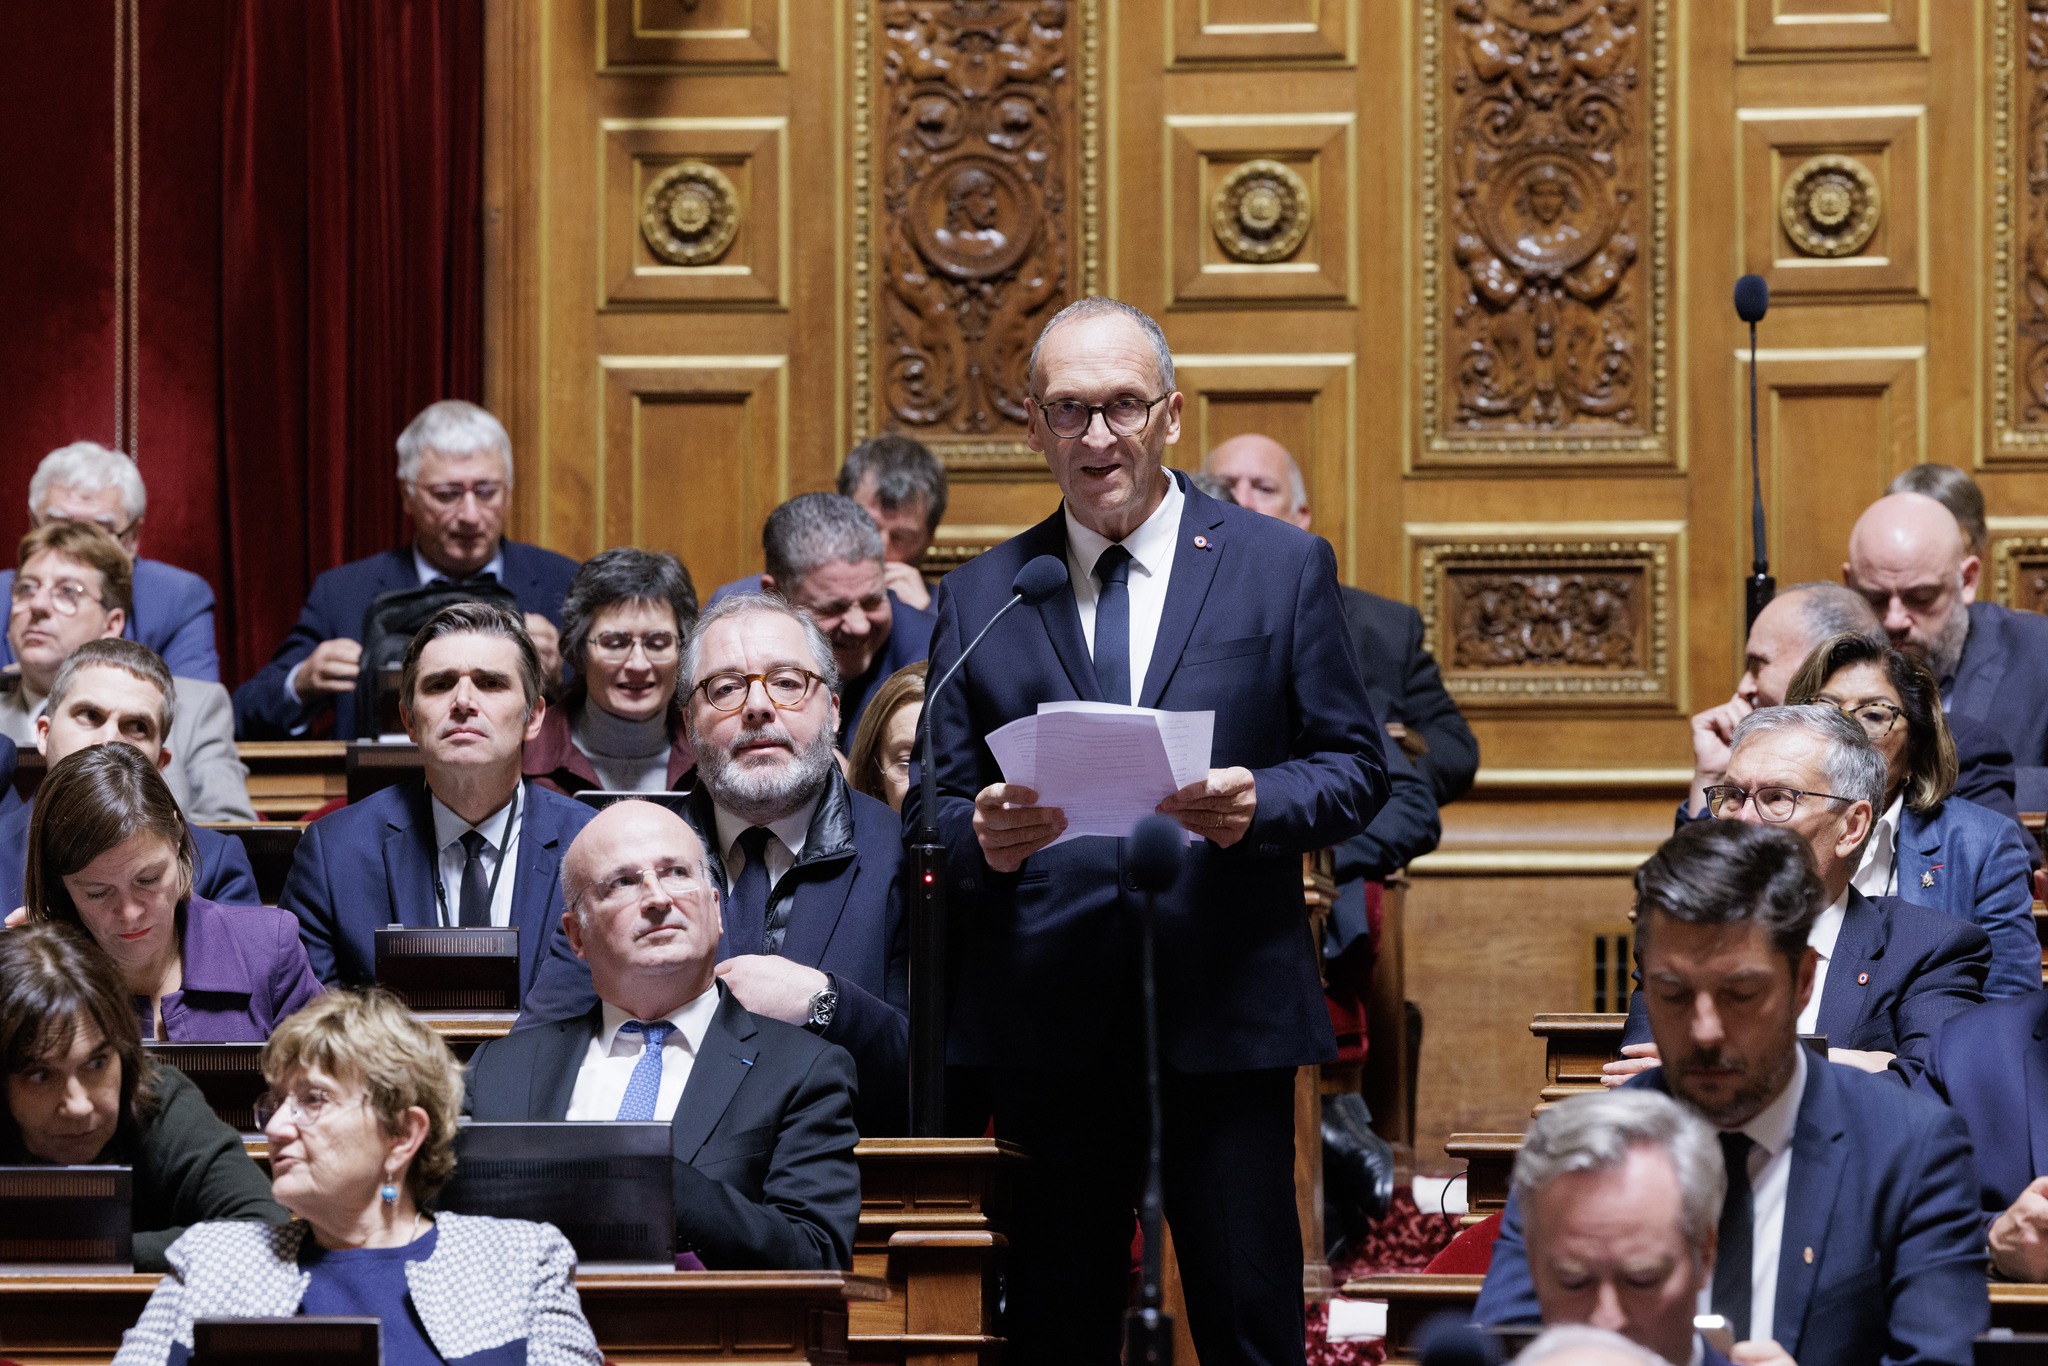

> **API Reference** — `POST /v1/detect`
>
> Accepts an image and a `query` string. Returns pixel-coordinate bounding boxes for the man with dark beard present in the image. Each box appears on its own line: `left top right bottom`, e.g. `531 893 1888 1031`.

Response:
523 593 908 1134
1477 820 1987 1366
1846 490 2048 775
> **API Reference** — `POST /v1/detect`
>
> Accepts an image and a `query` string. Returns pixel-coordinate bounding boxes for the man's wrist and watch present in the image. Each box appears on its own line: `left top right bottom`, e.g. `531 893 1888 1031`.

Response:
804 975 839 1033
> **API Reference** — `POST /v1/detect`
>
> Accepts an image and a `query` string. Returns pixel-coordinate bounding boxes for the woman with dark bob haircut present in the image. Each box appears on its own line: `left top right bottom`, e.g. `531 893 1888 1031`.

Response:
1786 631 2039 997
524 547 698 796
0 922 284 1270
115 990 601 1366
26 743 321 1040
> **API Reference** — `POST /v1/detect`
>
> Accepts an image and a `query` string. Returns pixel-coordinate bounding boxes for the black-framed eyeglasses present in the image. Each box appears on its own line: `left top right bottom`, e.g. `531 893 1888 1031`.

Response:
591 630 679 661
1703 784 1853 823
1830 699 1904 738
693 667 826 713
1030 393 1167 440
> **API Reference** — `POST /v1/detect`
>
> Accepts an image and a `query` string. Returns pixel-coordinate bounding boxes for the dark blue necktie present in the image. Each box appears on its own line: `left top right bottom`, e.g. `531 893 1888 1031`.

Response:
725 826 773 957
613 1020 675 1121
1093 544 1134 705
1713 1131 1756 1339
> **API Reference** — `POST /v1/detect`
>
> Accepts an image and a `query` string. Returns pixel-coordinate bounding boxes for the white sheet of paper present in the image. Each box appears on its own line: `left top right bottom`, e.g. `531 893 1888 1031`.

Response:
985 702 1215 843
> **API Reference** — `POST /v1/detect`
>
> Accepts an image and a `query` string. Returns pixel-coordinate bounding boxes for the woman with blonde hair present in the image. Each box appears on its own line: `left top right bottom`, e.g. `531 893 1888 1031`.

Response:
845 661 925 812
116 990 601 1366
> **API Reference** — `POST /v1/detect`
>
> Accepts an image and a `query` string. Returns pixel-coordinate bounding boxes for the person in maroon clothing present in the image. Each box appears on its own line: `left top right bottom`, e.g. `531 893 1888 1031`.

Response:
24 743 319 1042
524 548 698 797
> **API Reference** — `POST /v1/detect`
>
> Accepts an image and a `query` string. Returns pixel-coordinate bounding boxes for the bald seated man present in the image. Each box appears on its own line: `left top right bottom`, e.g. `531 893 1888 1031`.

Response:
465 799 861 1271
1205 433 1477 806
1847 491 2048 773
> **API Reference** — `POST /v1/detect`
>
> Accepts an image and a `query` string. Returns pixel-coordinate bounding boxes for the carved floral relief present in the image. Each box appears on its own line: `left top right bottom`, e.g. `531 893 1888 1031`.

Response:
1448 571 1638 670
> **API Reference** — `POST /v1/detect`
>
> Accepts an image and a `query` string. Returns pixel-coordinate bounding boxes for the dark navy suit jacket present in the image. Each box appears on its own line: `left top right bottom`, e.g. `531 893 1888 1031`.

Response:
1622 889 1990 1083
1339 584 1478 805
0 796 257 910
278 779 595 1013
837 593 934 748
523 770 909 1135
0 558 219 682
1914 990 2048 1234
232 541 579 740
1476 1060 1988 1366
907 473 1389 1073
1949 600 2048 770
1892 796 2039 999
467 983 861 1270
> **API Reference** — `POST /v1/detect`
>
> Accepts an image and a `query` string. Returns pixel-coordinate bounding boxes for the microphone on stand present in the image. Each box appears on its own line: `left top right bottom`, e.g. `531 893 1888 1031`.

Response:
1124 814 1184 1366
1735 273 1775 632
909 553 1069 1135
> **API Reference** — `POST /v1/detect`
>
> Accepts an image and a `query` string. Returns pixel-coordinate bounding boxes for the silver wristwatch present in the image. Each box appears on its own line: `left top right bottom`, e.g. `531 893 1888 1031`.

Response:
804 983 840 1033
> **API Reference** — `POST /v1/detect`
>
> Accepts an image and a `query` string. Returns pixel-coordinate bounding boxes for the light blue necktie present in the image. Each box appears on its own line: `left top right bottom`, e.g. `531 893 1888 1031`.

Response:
613 1020 676 1121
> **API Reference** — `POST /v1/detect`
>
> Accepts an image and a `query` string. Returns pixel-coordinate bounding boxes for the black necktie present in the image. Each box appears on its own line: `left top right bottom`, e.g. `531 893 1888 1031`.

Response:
1093 544 1134 705
1714 1131 1756 1339
726 827 773 957
457 830 492 927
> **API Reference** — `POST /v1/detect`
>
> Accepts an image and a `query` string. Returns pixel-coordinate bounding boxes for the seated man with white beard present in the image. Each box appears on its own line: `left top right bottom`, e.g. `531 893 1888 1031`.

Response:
524 594 908 1135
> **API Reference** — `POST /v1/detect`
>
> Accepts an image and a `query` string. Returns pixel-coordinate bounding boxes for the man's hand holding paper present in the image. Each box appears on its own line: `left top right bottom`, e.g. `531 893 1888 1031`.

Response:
980 701 1221 856
1155 766 1257 847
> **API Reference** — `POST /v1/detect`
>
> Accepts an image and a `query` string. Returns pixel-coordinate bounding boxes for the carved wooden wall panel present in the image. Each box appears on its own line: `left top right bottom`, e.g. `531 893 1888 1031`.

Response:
1419 0 1669 467
1167 0 1352 66
1989 522 2048 613
601 0 784 70
600 119 786 307
852 0 1100 473
1991 0 2048 463
1738 107 1921 298
1409 524 1683 710
1163 115 1352 305
1740 0 1922 58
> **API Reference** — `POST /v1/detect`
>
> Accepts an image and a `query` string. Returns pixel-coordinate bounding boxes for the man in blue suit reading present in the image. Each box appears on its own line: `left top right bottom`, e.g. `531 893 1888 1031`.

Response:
1478 819 1987 1366
910 297 1388 1366
233 400 578 740
280 601 594 1013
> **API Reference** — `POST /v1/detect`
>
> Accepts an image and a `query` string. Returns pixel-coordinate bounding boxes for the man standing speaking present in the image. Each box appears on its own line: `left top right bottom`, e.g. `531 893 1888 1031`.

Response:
911 297 1389 1365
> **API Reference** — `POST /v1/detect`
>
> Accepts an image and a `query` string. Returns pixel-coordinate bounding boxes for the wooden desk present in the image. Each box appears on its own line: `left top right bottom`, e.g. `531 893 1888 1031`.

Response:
238 741 347 820
347 741 422 804
1443 1135 1521 1229
0 1269 886 1366
1532 1013 1625 1107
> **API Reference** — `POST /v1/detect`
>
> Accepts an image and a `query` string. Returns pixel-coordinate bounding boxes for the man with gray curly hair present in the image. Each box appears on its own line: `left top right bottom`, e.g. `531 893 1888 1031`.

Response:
233 399 579 741
1512 1090 1729 1366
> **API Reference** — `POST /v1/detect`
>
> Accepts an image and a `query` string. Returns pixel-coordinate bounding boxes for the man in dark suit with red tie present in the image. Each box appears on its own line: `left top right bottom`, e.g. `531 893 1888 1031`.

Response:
910 297 1388 1365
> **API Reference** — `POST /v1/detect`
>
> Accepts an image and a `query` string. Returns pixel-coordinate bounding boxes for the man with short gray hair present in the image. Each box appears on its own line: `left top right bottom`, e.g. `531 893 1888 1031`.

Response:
234 399 579 740
0 441 220 681
1613 704 1988 1085
1512 1325 1681 1366
1511 1089 1730 1366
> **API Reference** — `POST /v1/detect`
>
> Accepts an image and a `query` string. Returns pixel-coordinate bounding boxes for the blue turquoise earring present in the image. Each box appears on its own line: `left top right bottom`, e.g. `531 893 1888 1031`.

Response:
381 1179 399 1205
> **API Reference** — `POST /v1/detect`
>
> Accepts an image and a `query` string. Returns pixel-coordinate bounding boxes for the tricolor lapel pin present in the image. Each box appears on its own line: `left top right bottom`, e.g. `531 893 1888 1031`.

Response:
1857 972 1870 985
1193 535 1210 550
1803 1246 1814 1264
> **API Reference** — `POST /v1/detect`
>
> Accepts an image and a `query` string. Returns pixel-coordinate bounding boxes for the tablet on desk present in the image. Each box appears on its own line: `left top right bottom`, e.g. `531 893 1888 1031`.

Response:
192 1316 380 1366
439 1121 675 1271
0 1165 132 1272
375 926 520 1011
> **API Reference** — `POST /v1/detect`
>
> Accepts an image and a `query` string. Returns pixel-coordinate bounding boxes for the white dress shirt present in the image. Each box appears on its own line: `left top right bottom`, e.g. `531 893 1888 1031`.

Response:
428 787 524 928
413 545 506 587
1795 889 1848 1037
1062 472 1184 702
1851 793 1903 898
1696 1044 1808 1345
712 796 819 899
564 987 721 1122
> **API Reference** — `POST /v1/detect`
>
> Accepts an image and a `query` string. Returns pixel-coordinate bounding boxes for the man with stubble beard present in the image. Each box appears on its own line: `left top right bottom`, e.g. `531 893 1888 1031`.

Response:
524 593 908 1134
1479 819 1986 1366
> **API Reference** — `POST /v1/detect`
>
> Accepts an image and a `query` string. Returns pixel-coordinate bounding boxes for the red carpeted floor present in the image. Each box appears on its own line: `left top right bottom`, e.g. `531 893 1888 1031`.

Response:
1307 1190 1462 1366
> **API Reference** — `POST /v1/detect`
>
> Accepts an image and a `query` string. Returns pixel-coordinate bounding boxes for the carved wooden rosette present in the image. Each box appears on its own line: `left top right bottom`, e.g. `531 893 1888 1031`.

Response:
1420 0 1669 465
1989 0 2048 460
853 0 1101 474
1990 528 2048 612
1415 531 1677 708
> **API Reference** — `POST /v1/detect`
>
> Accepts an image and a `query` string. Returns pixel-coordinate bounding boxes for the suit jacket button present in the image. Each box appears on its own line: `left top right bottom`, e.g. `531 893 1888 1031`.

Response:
1124 876 1139 891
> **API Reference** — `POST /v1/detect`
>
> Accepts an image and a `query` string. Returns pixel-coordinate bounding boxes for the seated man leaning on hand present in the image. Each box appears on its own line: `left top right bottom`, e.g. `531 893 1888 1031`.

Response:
1915 991 2048 1281
1 522 253 823
466 799 861 1271
1610 704 1988 1086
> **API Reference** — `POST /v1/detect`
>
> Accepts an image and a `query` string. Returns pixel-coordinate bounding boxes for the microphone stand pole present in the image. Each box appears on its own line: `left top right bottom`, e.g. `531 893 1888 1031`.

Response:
1125 874 1173 1364
1744 313 1775 631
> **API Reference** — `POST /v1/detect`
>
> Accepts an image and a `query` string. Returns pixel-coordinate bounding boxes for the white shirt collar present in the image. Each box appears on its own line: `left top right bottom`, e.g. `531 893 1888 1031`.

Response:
1062 468 1184 588
1851 794 1904 898
595 983 720 1056
1808 886 1849 965
1732 1038 1807 1161
712 793 820 868
429 785 520 854
413 543 505 586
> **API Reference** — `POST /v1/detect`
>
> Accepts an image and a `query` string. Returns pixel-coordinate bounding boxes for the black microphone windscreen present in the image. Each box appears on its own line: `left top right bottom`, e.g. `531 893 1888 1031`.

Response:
1128 815 1185 893
1734 273 1770 324
1012 554 1069 605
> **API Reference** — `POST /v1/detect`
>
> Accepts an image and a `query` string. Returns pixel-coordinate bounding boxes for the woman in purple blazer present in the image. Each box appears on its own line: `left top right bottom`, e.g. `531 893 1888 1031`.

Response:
24 744 320 1041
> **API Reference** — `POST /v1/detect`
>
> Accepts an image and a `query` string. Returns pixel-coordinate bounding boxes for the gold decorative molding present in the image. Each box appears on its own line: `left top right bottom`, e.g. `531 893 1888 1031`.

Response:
850 0 1102 478
639 160 741 266
1210 158 1312 263
1779 154 1880 259
1989 518 2048 611
1418 0 1671 467
1991 0 2048 461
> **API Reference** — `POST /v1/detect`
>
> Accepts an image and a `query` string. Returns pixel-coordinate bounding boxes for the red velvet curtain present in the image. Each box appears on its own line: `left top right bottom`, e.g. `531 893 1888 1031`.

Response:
0 2 482 686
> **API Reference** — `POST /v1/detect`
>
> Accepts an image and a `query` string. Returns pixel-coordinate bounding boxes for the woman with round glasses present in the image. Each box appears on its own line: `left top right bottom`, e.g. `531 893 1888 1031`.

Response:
526 548 699 796
0 922 284 1272
1785 631 2039 998
116 989 602 1366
